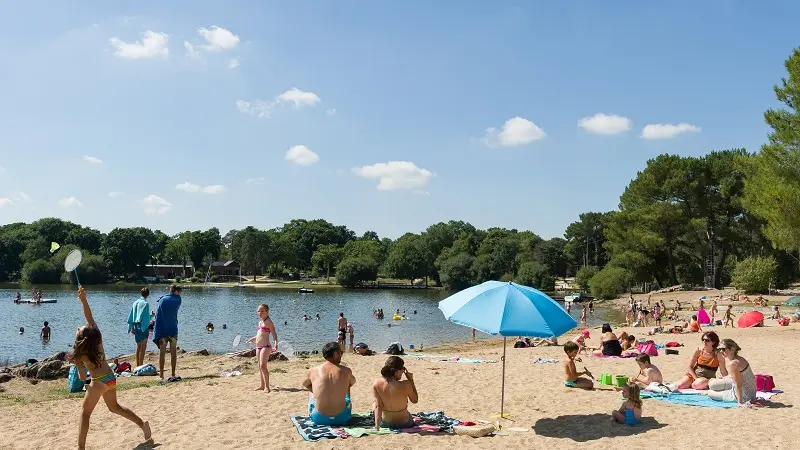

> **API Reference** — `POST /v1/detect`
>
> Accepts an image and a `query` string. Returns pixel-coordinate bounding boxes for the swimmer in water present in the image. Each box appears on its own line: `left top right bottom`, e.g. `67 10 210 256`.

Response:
206 322 214 332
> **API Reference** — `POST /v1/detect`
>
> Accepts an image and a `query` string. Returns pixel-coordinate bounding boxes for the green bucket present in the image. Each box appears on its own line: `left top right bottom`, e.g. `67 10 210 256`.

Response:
615 375 629 387
600 373 613 385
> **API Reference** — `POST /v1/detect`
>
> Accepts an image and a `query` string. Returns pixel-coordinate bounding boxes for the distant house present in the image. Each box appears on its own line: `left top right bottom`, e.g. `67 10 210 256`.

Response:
149 264 194 279
209 260 240 277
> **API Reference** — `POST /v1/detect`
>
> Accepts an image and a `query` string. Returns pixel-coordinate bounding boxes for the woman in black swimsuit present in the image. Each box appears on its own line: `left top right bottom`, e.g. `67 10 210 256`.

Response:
593 323 622 357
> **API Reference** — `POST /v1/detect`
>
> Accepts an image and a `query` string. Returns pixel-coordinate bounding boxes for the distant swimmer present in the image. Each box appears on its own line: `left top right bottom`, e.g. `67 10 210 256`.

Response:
206 322 214 332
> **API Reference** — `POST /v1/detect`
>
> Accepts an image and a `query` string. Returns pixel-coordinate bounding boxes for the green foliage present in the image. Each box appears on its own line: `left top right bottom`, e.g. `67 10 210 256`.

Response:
62 254 108 285
190 277 198 283
575 266 599 292
22 260 61 284
732 257 777 293
516 261 555 291
311 244 343 280
435 252 475 291
589 266 633 300
335 257 378 287
742 48 800 253
210 275 219 282
385 233 430 283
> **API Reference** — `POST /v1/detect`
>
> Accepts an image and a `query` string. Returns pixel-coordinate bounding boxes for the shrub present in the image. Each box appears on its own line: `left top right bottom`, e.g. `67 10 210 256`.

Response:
732 256 777 293
574 266 599 292
210 275 219 282
589 266 633 300
175 276 183 282
336 257 379 287
22 260 61 284
516 261 555 291
190 277 198 283
436 252 475 291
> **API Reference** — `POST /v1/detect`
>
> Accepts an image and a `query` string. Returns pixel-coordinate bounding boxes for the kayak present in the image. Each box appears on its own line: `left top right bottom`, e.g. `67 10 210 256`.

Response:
16 299 58 304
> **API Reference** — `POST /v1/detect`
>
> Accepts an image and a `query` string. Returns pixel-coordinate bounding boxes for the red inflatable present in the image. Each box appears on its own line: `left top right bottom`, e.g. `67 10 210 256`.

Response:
737 311 764 328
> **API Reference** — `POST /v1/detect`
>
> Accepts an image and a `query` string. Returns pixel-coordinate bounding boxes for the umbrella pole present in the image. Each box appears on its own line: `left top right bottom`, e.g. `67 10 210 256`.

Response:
500 337 506 417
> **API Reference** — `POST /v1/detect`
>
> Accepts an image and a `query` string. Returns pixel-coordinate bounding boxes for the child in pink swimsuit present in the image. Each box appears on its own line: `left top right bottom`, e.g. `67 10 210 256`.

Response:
247 304 278 392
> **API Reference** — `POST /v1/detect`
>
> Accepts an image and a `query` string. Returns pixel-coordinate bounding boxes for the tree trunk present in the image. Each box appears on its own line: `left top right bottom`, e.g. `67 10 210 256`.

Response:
326 264 330 281
665 242 678 286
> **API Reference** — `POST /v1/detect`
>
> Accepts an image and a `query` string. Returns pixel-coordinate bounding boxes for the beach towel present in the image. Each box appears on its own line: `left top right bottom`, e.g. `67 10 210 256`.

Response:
533 358 559 364
289 411 460 441
127 298 150 334
642 388 782 408
153 293 181 345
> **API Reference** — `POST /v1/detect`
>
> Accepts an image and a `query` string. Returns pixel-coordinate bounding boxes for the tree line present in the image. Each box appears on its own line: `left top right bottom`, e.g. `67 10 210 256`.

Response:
3 48 800 298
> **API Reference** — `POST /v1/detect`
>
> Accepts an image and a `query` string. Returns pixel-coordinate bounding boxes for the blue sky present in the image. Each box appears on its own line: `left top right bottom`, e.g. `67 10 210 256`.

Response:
0 1 797 239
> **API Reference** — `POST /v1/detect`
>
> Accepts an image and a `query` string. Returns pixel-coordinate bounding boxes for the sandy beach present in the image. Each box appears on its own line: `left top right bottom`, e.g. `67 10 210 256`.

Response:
1 290 797 450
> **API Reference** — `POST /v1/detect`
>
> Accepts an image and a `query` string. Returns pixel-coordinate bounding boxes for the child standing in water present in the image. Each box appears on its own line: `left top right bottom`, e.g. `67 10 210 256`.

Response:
580 304 588 326
70 287 151 449
247 304 278 392
612 382 643 425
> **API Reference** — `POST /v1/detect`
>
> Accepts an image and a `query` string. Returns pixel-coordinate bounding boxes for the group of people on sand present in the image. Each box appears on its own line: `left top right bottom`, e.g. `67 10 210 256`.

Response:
126 286 183 381
302 342 419 430
562 324 758 428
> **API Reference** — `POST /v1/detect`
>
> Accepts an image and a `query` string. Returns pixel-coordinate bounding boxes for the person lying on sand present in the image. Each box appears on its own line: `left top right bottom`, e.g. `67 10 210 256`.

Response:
632 354 663 387
563 341 593 389
373 356 418 430
302 342 356 426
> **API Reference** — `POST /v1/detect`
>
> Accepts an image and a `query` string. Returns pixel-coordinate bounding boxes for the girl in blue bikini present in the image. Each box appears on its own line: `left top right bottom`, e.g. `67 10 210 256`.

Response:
71 287 151 449
612 382 643 425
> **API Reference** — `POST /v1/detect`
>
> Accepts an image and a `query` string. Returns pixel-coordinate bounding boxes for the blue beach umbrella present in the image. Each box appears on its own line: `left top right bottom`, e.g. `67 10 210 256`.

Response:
438 281 578 417
784 296 800 307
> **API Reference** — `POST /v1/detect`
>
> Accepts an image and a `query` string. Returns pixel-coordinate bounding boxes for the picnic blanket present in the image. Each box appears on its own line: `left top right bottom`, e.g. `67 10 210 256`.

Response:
593 352 637 359
290 411 460 441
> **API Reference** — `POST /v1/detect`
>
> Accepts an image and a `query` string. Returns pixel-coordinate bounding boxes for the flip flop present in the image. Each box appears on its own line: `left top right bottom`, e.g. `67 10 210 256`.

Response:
167 376 182 382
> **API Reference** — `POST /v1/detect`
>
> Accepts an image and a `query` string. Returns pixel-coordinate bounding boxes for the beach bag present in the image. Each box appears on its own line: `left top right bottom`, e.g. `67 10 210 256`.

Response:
778 317 790 326
755 374 775 392
637 341 658 357
133 364 157 376
68 365 89 393
665 341 681 348
386 343 404 355
116 362 132 373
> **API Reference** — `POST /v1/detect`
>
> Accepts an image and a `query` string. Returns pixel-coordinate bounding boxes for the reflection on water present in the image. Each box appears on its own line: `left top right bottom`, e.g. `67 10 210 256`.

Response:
0 284 623 364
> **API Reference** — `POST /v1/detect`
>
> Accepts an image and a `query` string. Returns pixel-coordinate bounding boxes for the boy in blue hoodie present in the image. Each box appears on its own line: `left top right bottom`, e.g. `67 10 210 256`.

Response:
128 287 151 367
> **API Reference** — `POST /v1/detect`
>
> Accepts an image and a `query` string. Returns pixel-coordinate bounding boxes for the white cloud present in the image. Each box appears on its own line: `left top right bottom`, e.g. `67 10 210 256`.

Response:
58 196 84 208
198 26 239 52
184 41 201 59
14 192 32 203
175 182 226 194
236 100 272 118
237 88 321 118
276 88 321 107
483 117 546 147
0 198 15 208
641 123 702 140
246 177 265 185
352 161 435 191
108 191 125 198
83 155 103 165
326 108 337 116
228 58 240 69
141 194 171 215
109 30 169 59
578 113 631 135
285 145 319 166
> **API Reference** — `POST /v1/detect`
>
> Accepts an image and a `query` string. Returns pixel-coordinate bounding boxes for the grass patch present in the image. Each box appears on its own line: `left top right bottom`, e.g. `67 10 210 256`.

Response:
271 368 287 374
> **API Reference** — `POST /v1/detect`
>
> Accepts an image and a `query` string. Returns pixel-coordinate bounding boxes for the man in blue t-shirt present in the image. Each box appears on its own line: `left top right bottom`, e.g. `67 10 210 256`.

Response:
154 284 182 381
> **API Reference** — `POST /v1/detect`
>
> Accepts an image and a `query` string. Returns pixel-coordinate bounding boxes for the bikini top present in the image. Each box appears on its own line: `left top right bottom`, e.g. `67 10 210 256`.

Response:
257 320 271 333
696 351 719 371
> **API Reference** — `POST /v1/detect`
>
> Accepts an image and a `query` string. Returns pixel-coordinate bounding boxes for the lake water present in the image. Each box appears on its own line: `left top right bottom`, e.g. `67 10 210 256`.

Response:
1 285 623 365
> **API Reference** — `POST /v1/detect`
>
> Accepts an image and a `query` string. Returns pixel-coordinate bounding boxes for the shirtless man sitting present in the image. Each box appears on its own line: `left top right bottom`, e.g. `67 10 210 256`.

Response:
373 356 418 430
302 342 356 426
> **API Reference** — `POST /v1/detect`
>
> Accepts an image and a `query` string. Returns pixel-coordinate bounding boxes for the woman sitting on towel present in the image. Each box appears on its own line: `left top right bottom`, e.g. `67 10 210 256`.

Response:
668 331 727 391
703 339 757 406
592 323 622 357
373 356 418 430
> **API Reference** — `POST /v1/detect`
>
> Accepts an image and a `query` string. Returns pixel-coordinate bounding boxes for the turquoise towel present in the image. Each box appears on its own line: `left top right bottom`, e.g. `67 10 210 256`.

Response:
127 298 151 333
650 393 738 408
